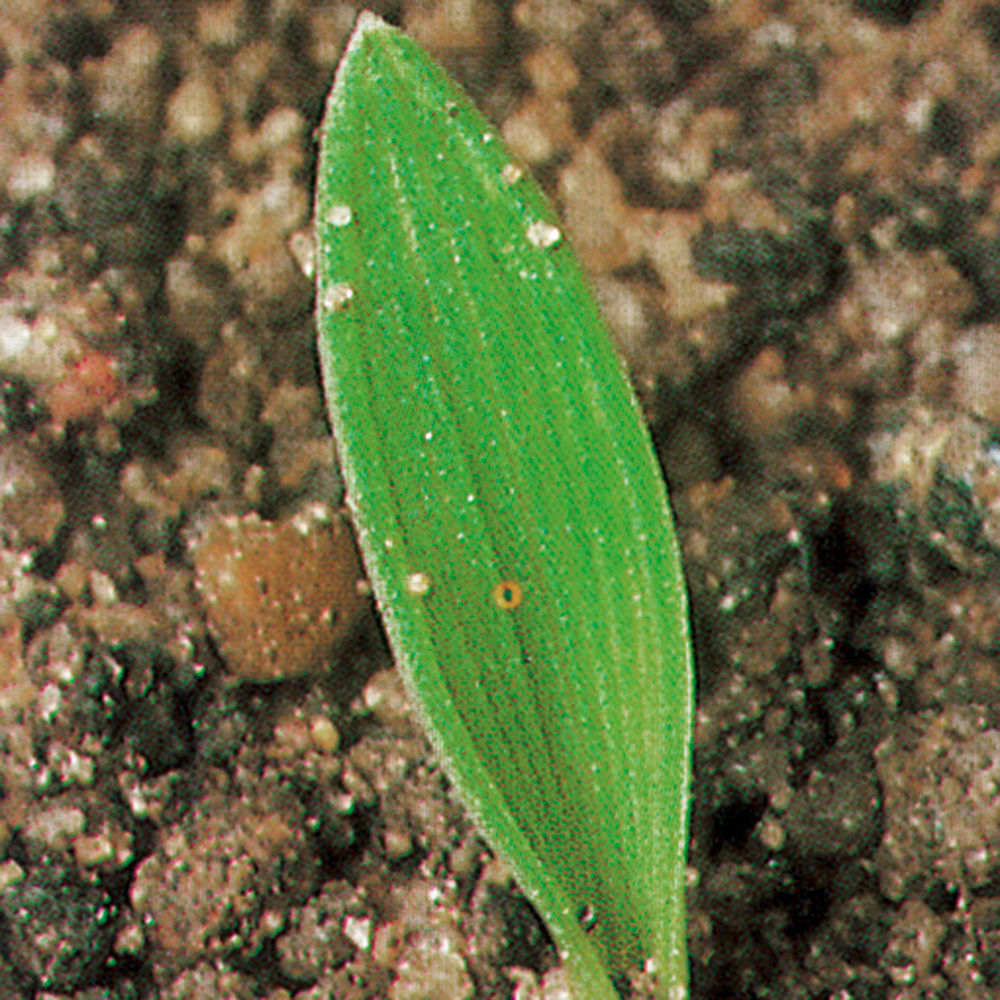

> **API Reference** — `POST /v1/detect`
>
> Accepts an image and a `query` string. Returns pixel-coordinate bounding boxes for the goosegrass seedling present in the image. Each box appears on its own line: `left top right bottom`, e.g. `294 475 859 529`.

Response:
315 13 694 999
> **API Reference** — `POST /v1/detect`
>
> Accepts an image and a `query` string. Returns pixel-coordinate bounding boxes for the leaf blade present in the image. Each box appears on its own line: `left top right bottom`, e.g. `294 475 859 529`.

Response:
316 13 693 996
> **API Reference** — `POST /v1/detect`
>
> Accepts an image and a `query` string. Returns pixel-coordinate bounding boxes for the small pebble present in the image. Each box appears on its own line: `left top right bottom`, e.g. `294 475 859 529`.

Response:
194 506 366 682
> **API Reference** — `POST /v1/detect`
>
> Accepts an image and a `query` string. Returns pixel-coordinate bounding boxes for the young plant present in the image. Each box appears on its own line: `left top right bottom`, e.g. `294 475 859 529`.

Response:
315 13 694 1000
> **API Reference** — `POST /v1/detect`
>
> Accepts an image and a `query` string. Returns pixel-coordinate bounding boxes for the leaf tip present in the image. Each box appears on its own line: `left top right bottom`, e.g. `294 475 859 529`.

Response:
349 9 393 46
326 10 398 117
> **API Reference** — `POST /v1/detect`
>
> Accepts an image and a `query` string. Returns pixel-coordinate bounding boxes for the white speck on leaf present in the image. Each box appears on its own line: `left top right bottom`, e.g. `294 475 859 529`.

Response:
500 162 523 184
527 220 561 249
322 283 354 312
327 204 353 227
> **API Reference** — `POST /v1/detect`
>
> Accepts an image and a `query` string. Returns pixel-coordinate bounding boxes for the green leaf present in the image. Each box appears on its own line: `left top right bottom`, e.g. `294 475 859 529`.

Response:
315 13 693 999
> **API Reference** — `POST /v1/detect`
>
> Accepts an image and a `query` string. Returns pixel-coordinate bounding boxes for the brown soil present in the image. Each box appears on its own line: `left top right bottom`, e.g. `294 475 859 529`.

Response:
0 1 998 998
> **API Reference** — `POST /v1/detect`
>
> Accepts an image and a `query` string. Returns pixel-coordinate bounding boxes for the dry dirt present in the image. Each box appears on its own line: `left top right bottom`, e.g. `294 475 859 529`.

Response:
1 1 1000 998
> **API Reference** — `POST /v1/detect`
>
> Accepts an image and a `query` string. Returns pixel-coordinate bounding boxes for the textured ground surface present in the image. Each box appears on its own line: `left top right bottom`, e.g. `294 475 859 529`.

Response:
1 0 1000 997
